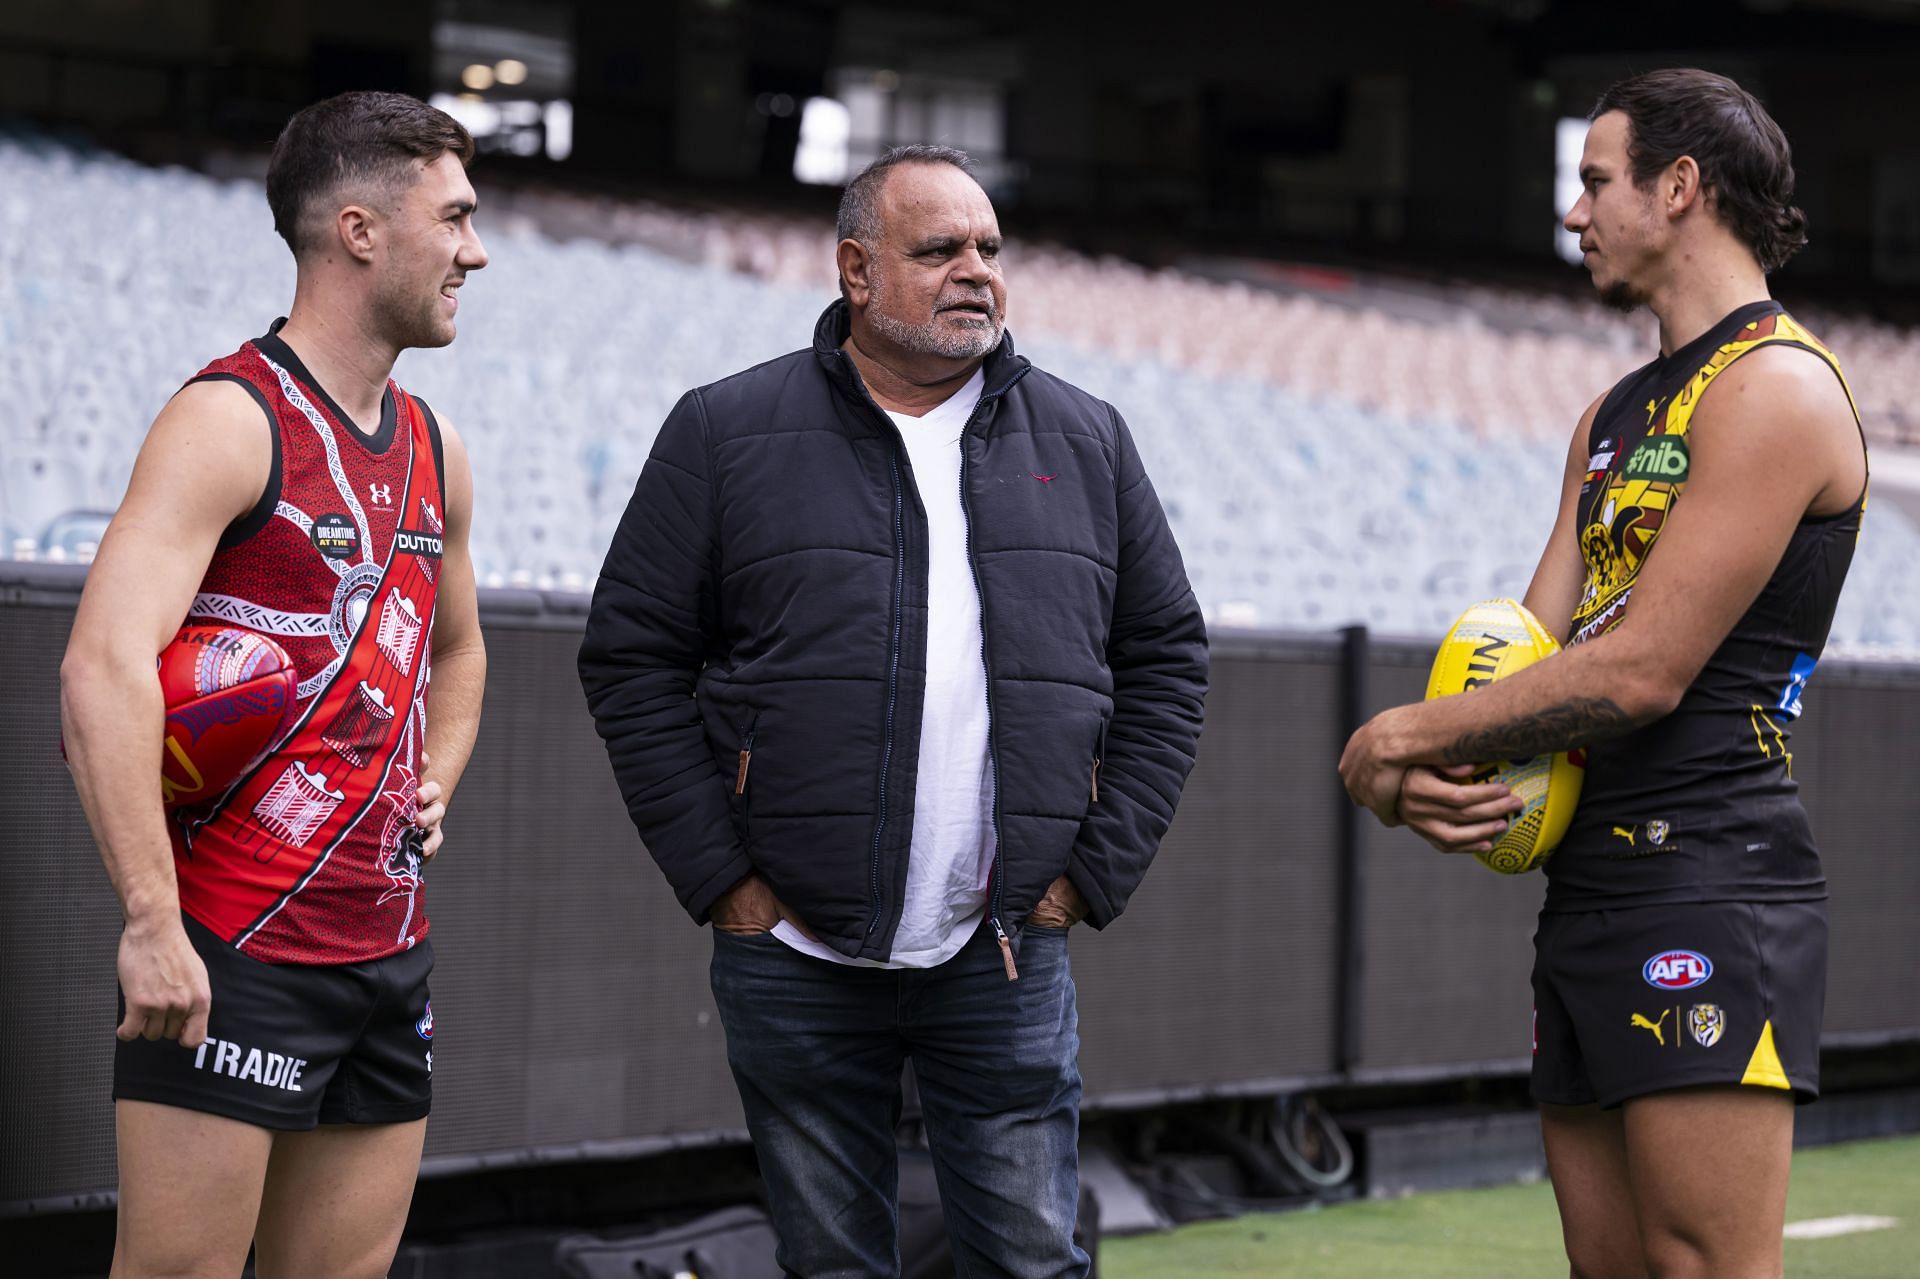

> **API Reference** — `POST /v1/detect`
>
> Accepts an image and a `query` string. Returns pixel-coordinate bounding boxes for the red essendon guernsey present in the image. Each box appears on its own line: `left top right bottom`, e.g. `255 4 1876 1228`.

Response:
172 321 446 964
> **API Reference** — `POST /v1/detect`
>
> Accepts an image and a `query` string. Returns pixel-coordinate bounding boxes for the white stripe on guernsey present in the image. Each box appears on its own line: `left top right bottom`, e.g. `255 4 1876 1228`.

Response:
274 502 313 535
297 655 343 701
1782 1215 1899 1240
258 354 373 563
188 593 331 638
272 503 348 578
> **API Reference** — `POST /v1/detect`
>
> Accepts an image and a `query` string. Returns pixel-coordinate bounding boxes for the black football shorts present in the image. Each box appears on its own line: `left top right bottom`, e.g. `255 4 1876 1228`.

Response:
1531 900 1825 1109
114 913 434 1130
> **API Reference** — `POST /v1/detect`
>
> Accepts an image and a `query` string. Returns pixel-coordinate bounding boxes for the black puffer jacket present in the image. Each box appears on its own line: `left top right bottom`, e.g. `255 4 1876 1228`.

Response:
579 301 1208 962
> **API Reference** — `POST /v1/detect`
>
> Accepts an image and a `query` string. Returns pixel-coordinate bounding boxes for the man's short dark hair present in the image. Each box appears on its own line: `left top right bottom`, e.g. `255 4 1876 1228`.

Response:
1592 68 1807 273
266 91 475 258
835 144 977 246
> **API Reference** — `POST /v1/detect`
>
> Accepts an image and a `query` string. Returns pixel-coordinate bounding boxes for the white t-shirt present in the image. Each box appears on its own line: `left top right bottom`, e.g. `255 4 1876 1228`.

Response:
772 367 993 968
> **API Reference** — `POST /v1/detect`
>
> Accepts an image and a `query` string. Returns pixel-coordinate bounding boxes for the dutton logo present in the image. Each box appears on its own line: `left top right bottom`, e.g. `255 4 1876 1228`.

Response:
1644 949 1713 990
416 1001 434 1041
394 528 444 560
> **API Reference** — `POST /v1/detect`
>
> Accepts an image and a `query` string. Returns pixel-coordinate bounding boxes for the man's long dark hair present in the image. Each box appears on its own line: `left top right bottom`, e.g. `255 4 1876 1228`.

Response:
1593 69 1808 273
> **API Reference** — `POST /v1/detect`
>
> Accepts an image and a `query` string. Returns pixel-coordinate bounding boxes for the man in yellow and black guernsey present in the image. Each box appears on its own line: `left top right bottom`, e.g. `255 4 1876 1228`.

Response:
1339 69 1866 1279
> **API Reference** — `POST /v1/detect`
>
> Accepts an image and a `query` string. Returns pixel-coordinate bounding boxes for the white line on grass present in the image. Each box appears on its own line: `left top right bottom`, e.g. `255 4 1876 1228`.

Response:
1782 1215 1900 1240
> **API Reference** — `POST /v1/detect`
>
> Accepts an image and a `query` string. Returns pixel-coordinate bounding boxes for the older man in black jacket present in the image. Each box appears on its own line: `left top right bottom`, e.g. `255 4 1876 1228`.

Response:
580 144 1206 1278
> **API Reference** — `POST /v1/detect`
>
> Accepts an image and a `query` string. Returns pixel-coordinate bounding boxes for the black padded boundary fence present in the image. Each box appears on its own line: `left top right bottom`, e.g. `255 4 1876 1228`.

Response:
5 565 1917 1211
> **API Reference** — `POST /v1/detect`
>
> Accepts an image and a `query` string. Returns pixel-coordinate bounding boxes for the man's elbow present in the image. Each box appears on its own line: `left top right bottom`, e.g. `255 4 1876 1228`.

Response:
60 641 122 710
1617 663 1687 725
436 632 487 671
60 642 152 741
58 650 91 728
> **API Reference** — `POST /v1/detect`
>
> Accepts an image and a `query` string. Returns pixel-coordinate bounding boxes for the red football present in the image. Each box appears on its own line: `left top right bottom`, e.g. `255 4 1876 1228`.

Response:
158 626 298 809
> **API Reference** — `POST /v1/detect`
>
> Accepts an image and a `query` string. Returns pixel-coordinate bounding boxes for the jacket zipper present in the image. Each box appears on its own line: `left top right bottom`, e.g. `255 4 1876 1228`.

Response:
1092 716 1108 804
955 372 1030 981
865 449 908 938
734 725 757 796
851 354 1030 958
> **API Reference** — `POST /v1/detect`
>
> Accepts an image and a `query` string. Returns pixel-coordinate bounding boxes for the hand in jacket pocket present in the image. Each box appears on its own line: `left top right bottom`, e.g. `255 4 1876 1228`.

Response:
711 872 818 939
1027 875 1087 929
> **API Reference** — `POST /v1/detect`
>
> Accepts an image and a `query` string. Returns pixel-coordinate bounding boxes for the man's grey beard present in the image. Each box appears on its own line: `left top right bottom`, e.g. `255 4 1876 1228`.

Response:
867 270 1002 359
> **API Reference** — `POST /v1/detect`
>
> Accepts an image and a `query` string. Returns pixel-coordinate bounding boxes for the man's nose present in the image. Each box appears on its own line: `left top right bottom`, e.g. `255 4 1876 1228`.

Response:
950 245 991 282
461 230 490 271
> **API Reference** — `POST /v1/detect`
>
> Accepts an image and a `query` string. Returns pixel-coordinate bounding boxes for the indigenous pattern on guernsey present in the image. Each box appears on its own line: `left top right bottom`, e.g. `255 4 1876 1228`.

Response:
170 323 446 964
1546 301 1866 913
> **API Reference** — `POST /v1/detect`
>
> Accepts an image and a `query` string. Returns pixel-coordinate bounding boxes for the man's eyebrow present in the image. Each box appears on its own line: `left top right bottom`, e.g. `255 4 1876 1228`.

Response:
907 235 961 254
1578 164 1602 183
445 198 477 215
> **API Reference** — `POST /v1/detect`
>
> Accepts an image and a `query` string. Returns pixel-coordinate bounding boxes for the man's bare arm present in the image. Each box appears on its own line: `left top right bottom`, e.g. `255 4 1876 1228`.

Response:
61 379 271 1045
1345 345 1863 818
412 417 485 860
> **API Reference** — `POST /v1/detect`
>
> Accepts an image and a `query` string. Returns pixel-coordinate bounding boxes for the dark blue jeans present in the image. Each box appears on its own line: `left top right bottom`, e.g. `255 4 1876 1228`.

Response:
709 921 1090 1279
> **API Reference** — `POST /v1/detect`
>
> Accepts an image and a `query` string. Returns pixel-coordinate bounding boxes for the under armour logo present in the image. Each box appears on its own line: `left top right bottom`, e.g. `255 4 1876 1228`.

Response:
369 483 393 508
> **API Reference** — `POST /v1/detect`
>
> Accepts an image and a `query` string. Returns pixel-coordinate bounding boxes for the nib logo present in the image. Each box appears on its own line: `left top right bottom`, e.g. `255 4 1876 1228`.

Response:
1623 437 1689 483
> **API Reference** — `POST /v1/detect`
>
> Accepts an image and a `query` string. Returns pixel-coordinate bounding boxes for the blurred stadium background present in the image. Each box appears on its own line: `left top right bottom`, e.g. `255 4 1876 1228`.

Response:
3 1 1918 1275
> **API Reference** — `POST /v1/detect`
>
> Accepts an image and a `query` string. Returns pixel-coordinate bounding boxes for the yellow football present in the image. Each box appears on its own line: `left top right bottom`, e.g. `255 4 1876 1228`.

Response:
1424 598 1585 874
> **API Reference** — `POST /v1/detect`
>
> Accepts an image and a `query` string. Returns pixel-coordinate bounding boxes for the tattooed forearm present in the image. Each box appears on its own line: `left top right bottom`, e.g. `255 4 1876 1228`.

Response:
1441 697 1635 765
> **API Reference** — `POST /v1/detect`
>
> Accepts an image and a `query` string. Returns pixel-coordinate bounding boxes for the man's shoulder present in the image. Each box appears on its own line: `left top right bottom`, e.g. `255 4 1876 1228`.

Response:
689 347 823 427
1000 362 1118 441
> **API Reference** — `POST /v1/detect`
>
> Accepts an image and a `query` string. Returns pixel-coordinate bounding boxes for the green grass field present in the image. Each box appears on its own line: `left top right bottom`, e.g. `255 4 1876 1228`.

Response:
1102 1134 1918 1278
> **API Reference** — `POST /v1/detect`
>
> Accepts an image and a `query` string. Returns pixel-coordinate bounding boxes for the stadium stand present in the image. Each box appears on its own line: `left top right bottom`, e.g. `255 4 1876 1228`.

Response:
5 129 1919 649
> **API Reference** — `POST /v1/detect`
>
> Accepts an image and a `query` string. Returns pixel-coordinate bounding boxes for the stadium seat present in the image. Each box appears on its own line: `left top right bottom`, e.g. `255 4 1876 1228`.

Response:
4 129 1918 652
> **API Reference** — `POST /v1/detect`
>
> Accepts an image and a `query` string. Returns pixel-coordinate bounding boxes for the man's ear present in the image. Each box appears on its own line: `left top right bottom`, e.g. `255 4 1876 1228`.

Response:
335 203 380 264
1665 155 1704 221
837 238 872 308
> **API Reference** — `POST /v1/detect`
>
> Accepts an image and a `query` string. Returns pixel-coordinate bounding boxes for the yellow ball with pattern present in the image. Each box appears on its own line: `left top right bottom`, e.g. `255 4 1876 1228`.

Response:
1424 598 1586 875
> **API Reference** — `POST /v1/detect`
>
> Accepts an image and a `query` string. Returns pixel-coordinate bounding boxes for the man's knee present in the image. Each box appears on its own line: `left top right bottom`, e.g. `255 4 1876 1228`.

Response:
1563 1227 1651 1279
1639 1222 1771 1279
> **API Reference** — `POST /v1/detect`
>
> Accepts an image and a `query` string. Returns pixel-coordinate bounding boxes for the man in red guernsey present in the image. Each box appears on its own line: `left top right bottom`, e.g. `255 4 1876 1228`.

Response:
60 92 487 1278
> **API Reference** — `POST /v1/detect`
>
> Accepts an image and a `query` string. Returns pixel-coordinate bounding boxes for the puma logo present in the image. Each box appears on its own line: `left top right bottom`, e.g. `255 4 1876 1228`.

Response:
1631 1009 1671 1046
1613 825 1637 847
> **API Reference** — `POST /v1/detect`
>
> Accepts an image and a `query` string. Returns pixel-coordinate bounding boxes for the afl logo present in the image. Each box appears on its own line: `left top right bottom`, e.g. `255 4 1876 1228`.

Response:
416 1002 434 1040
1643 950 1713 990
